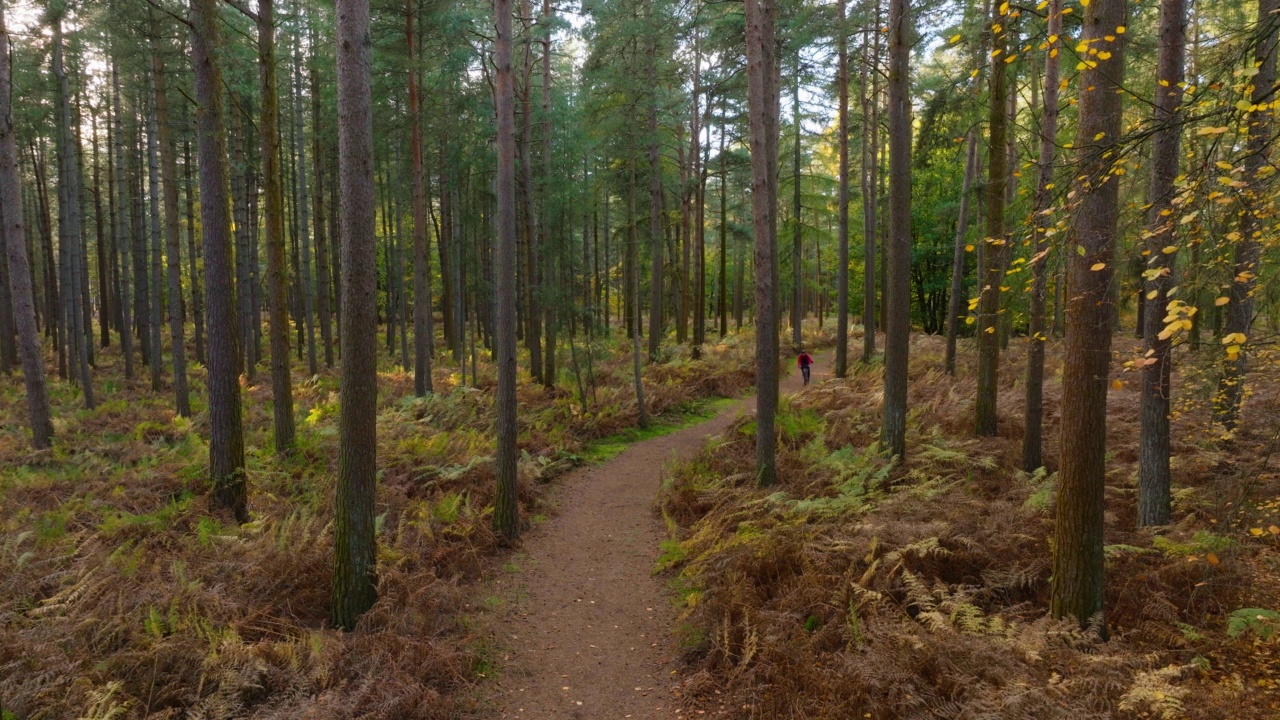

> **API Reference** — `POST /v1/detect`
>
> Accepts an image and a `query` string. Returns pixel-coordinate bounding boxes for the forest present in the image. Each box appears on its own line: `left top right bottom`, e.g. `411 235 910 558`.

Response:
0 0 1278 715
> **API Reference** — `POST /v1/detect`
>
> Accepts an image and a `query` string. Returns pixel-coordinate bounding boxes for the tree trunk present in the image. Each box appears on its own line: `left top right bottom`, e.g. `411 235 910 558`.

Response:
944 132 978 376
1136 0 1185 525
183 137 204 365
494 0 521 542
52 13 94 409
1214 0 1277 431
332 0 380 628
0 0 52 448
744 0 779 486
791 67 803 348
89 98 110 350
835 0 850 378
191 0 247 521
152 28 190 417
718 112 728 338
629 163 650 429
408 0 433 395
311 36 333 369
294 31 318 378
860 2 879 363
111 65 135 380
646 24 662 363
881 0 911 460
1052 0 1127 635
257 0 296 453
975 0 1008 437
1021 0 1063 470
147 79 165 393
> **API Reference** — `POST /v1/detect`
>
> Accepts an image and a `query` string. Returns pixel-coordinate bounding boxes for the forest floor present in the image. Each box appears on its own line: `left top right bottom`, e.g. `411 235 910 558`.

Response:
473 351 825 719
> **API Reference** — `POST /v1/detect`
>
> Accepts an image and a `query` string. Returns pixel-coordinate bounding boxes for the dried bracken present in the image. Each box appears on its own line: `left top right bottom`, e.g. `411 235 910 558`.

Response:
660 334 1280 719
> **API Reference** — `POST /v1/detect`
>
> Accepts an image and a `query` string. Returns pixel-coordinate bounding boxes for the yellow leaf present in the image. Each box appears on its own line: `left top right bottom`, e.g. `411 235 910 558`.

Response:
1236 99 1253 112
1196 126 1229 136
1215 161 1234 170
1146 290 1158 300
1090 262 1106 271
1094 132 1106 140
985 327 996 334
1116 25 1126 33
1080 0 1090 6
1097 51 1112 60
1222 332 1247 345
1250 528 1265 537
1269 525 1279 535
1162 245 1177 254
1111 379 1123 390
1206 553 1220 565
965 244 975 252
950 33 962 44
1215 296 1230 306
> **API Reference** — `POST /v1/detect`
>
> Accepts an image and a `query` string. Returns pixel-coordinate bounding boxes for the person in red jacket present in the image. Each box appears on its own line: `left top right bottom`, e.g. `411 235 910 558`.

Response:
797 350 814 386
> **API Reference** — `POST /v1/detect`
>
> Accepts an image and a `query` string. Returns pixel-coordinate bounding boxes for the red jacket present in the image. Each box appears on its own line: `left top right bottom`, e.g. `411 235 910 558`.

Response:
797 353 813 368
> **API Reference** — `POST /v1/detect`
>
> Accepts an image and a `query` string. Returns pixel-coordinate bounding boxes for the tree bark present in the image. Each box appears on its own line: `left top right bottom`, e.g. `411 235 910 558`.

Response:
1022 0 1063 470
293 30 318 378
191 0 247 521
881 0 911 460
944 132 978 376
111 65 135 380
860 1 879 363
745 0 779 486
975 0 1008 437
52 12 94 409
1136 0 1185 525
1052 0 1127 635
408 0 433 395
311 34 333 369
494 0 521 542
1214 0 1278 431
332 0 380 628
257 0 296 453
0 0 52 447
790 66 803 348
646 22 663 363
835 0 850 378
147 79 165 393
152 27 190 416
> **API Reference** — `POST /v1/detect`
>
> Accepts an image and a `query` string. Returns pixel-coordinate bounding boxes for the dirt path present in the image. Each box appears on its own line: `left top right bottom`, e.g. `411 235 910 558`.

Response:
476 353 825 719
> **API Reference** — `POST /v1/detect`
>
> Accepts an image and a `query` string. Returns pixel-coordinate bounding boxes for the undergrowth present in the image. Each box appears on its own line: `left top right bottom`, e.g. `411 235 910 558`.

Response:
0 326 784 718
659 333 1280 719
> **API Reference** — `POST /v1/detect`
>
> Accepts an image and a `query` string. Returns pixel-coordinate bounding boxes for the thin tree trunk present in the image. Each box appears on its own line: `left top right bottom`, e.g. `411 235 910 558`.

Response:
152 27 190 416
1052 0 1127 635
646 22 662 362
835 0 850 378
975 0 1008 436
191 0 246 521
882 0 911 459
0 0 52 447
718 113 728 338
629 163 650 429
1137 0 1186 524
90 98 110 350
255 0 296 453
147 79 165 392
944 132 978 376
408 0 433 394
311 33 333 369
1215 0 1277 430
52 12 94 409
745 0 779 486
860 4 879 363
184 136 204 365
790 66 802 348
112 65 135 380
1021 0 1063 470
494 0 521 542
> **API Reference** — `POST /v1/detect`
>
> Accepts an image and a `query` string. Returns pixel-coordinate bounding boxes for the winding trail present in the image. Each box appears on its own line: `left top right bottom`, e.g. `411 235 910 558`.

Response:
476 352 825 719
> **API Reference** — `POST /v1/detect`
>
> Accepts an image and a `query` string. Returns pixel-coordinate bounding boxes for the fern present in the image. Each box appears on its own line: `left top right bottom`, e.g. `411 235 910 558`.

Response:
1226 608 1280 639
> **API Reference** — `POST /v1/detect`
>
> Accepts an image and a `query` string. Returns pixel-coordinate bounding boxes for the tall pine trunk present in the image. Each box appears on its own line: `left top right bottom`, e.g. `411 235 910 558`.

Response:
152 28 190 416
191 0 247 521
881 0 911 460
943 132 977 376
1052 0 1127 635
257 0 296 453
408 0 433 395
1022 0 1063 470
0 0 52 448
744 0 779 486
494 0 521 542
834 0 850 378
1215 0 1278 430
1137 0 1186 525
975 0 1008 437
332 0 380 628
